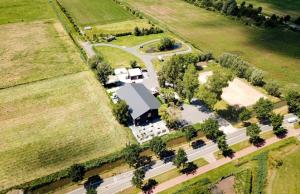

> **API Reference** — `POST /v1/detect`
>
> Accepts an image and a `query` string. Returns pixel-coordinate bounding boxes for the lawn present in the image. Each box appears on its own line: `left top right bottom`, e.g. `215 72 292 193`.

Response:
58 0 134 26
85 19 152 37
94 46 145 68
236 0 300 17
0 0 55 24
267 142 300 194
160 137 299 194
0 20 87 89
0 71 135 190
140 38 189 54
124 0 300 92
111 33 167 47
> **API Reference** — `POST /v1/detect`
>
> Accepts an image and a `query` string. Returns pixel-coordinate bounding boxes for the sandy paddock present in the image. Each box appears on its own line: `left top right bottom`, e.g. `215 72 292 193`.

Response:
222 78 266 107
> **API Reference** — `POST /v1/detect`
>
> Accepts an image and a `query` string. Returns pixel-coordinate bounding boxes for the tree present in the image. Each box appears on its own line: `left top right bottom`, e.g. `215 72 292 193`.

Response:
133 27 141 36
96 63 113 85
246 124 261 144
197 85 218 110
183 64 199 102
69 164 85 182
130 60 138 68
86 188 97 194
123 144 142 168
201 118 223 141
160 87 176 104
264 81 281 97
149 136 166 157
250 69 264 86
158 37 175 51
184 126 197 143
295 17 300 25
112 100 130 125
217 135 230 154
158 104 180 128
283 15 291 22
131 168 145 188
207 70 233 99
173 148 188 169
253 98 273 121
239 108 252 123
222 0 238 15
285 90 300 116
270 113 286 135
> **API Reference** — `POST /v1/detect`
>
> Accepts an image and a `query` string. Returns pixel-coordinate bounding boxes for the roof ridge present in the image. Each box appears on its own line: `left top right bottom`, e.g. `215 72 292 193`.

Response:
131 83 152 110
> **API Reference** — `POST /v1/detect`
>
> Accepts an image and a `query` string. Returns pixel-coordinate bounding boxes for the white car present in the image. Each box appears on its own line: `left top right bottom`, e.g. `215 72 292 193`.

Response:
287 117 298 123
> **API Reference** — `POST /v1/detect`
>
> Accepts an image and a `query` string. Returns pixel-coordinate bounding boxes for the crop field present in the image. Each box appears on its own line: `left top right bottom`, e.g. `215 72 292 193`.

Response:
0 20 87 89
124 0 300 92
58 0 134 26
95 46 145 68
0 71 135 190
0 0 55 24
267 142 300 194
236 0 300 17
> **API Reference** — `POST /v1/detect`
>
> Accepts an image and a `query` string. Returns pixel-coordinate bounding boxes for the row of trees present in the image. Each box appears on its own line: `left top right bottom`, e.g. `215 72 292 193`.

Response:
133 26 164 36
184 0 300 29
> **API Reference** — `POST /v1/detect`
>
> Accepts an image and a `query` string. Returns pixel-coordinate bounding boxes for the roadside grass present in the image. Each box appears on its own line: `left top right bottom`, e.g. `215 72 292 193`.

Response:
267 140 300 194
119 158 208 194
58 0 134 26
0 0 55 24
94 46 145 68
0 71 136 190
214 131 275 159
0 20 87 89
159 137 299 194
125 0 300 93
111 33 167 47
236 0 300 17
86 19 152 37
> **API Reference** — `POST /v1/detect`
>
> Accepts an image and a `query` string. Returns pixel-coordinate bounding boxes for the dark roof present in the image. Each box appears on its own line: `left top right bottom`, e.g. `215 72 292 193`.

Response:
117 83 160 119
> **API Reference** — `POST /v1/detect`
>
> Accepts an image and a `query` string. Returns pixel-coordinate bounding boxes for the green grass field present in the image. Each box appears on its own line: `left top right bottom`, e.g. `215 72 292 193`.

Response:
94 46 145 68
124 0 300 92
112 33 167 47
0 71 135 190
58 0 134 26
236 0 300 17
0 0 55 24
267 142 300 194
0 20 87 89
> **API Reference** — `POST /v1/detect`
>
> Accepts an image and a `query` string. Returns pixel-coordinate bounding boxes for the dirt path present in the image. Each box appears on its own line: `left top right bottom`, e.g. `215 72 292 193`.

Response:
151 129 300 193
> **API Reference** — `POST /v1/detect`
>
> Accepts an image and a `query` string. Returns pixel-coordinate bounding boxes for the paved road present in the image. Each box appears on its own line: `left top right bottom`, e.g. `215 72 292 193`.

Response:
68 114 298 194
93 40 192 90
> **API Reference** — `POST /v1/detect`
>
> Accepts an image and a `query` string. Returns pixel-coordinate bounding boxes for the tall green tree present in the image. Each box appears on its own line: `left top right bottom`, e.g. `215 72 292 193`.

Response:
270 113 286 135
239 108 252 124
253 98 273 121
207 70 232 99
197 85 218 110
149 136 166 157
131 168 145 188
184 126 197 144
112 100 130 125
217 135 230 155
201 118 223 141
183 64 199 102
86 188 97 194
123 144 142 168
158 37 175 51
285 90 300 116
173 148 188 169
96 63 113 85
246 124 261 144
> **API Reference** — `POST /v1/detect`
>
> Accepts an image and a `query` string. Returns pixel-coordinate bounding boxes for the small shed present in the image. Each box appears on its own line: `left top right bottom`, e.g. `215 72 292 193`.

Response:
128 68 143 80
84 26 92 30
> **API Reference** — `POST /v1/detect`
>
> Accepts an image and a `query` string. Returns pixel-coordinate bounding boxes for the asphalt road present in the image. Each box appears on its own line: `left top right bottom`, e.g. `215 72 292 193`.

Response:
68 114 297 194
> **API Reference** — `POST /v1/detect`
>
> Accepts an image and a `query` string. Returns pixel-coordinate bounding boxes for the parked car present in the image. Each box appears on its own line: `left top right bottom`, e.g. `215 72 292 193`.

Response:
287 117 298 123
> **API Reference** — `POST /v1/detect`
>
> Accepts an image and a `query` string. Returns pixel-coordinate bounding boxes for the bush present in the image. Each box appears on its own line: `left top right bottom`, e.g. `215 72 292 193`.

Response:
250 69 264 86
69 164 85 182
112 100 130 125
264 81 281 97
158 37 176 51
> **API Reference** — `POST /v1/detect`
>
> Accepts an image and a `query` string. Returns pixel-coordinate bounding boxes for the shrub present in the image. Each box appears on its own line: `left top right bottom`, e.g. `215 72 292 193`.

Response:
264 81 281 97
250 69 264 86
69 164 85 182
158 37 176 51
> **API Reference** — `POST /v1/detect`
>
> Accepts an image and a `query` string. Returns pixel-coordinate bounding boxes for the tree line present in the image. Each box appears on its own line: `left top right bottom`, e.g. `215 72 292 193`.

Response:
184 0 300 30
